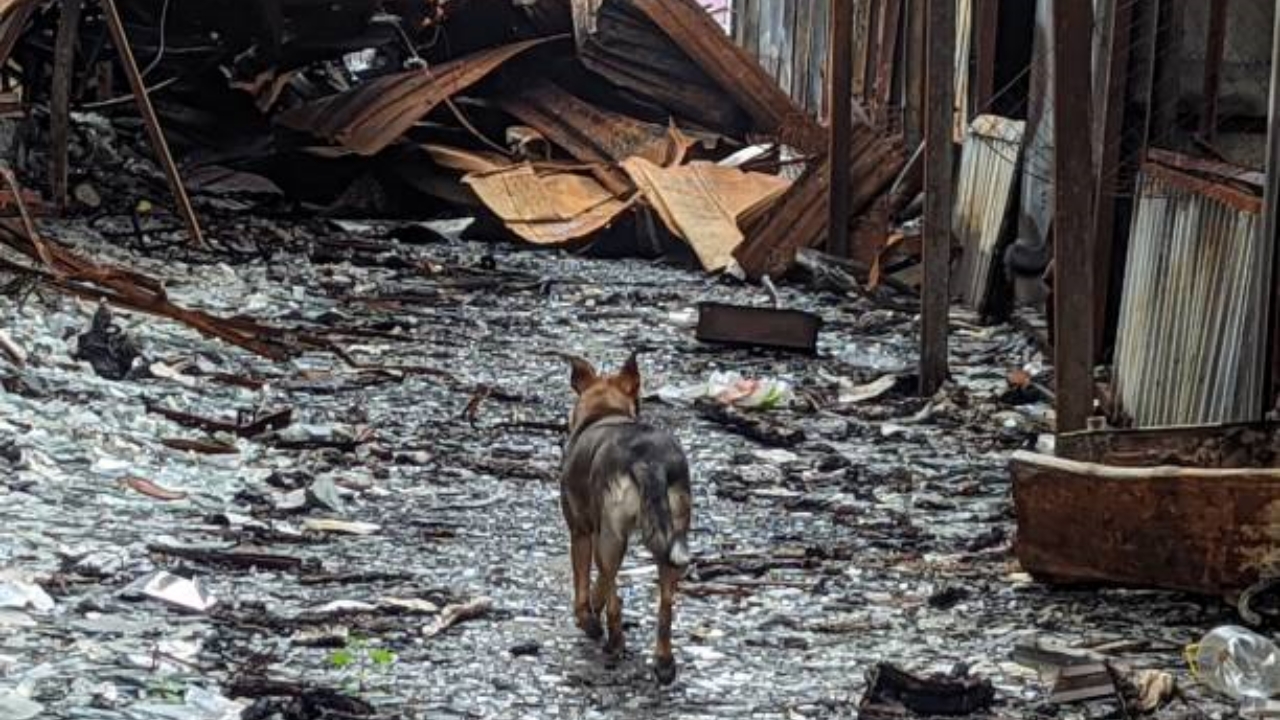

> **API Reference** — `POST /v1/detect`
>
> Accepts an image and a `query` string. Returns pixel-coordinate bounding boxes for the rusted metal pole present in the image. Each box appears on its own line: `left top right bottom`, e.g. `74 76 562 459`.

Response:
100 0 206 247
1262 0 1280 416
1053 0 1095 432
1200 0 1229 143
50 0 81 213
919 0 954 396
1090 0 1133 362
973 0 999 117
828 0 854 259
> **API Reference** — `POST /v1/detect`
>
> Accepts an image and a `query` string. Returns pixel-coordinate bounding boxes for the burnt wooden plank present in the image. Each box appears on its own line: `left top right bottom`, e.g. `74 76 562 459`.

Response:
1011 451 1280 595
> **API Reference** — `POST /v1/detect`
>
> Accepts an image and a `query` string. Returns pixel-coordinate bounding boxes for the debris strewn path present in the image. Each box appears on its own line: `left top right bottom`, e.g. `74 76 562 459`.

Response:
0 218 1231 719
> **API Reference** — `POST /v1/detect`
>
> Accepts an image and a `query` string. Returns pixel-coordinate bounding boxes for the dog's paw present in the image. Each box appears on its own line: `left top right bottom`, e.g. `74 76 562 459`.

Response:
577 614 603 640
604 632 626 657
653 656 677 685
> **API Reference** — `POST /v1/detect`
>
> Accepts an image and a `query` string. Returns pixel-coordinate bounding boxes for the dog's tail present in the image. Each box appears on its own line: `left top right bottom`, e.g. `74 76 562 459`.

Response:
632 461 691 568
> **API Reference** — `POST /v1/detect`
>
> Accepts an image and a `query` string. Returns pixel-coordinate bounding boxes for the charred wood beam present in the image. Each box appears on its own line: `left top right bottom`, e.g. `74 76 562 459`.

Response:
919 0 954 396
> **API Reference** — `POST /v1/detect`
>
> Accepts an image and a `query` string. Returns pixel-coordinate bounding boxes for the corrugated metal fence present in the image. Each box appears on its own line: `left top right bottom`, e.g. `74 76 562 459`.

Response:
1113 165 1269 427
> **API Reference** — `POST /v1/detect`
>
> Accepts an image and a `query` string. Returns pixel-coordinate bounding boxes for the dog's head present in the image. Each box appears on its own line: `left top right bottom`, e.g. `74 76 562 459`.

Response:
564 353 640 434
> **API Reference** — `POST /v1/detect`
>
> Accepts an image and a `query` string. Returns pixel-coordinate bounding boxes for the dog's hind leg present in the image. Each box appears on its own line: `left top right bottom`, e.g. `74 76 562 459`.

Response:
571 532 601 639
592 531 627 655
654 562 681 684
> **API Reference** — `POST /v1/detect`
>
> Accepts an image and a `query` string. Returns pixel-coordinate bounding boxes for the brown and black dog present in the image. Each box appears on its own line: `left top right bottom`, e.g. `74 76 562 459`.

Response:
559 353 693 684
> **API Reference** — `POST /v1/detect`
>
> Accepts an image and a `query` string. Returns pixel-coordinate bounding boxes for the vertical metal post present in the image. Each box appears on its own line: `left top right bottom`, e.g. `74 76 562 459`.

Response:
1261 0 1280 416
1053 0 1096 432
1090 0 1133 361
50 0 81 214
920 0 955 396
1199 0 1229 142
828 0 854 258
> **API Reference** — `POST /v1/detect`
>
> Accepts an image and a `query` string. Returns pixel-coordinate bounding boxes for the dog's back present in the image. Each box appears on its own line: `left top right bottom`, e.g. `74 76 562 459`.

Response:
561 419 692 567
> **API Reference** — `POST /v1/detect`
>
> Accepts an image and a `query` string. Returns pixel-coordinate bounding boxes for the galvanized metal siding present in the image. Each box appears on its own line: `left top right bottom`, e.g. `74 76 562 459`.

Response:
732 0 834 112
1114 172 1268 428
951 115 1026 311
732 0 973 123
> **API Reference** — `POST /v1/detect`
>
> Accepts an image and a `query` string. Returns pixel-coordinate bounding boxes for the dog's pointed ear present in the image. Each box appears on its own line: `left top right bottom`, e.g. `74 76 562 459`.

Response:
615 352 641 398
565 354 597 394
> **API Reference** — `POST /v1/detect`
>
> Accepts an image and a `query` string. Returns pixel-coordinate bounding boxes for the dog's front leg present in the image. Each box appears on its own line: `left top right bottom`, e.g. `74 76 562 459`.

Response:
570 532 602 639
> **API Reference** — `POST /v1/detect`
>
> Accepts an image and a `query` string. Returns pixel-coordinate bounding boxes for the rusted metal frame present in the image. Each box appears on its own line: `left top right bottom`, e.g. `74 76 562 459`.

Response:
1089 0 1133 363
1056 422 1279 468
1147 147 1266 189
1051 0 1095 432
99 0 206 248
828 0 854 259
1263 0 1280 419
1011 450 1280 595
919 0 954 396
50 0 81 214
872 0 902 127
1199 0 1230 143
972 0 998 117
1142 161 1262 215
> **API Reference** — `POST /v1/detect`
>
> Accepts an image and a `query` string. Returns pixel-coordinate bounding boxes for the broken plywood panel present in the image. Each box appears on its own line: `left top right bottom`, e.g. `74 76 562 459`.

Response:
622 158 790 272
463 165 629 247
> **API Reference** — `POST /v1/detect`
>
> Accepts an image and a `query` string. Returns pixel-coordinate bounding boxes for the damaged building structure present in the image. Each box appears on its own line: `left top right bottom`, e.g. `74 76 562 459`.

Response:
1 0 1280 716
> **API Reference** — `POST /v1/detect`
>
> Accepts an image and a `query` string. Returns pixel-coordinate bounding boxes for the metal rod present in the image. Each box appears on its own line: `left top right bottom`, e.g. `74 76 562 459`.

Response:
99 0 205 248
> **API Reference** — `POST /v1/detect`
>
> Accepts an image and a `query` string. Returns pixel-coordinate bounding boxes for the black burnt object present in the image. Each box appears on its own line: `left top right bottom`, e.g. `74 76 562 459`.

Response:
72 302 141 380
858 663 996 718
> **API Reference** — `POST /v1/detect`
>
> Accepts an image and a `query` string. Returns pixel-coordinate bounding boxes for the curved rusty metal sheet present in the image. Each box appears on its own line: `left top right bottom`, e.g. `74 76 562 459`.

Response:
276 35 567 156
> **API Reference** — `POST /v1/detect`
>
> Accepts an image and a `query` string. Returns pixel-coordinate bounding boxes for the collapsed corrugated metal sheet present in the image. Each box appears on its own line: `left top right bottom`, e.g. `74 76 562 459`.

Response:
952 114 1025 312
579 0 748 133
733 130 905 281
621 157 791 272
276 36 565 155
620 0 825 152
1113 163 1269 428
496 79 693 194
462 164 630 246
0 0 38 69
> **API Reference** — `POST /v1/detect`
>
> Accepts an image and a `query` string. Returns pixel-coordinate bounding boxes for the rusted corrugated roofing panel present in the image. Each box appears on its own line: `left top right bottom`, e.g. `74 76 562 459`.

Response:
276 36 565 156
1113 162 1268 428
620 0 825 152
0 0 39 69
497 79 693 195
951 114 1025 312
